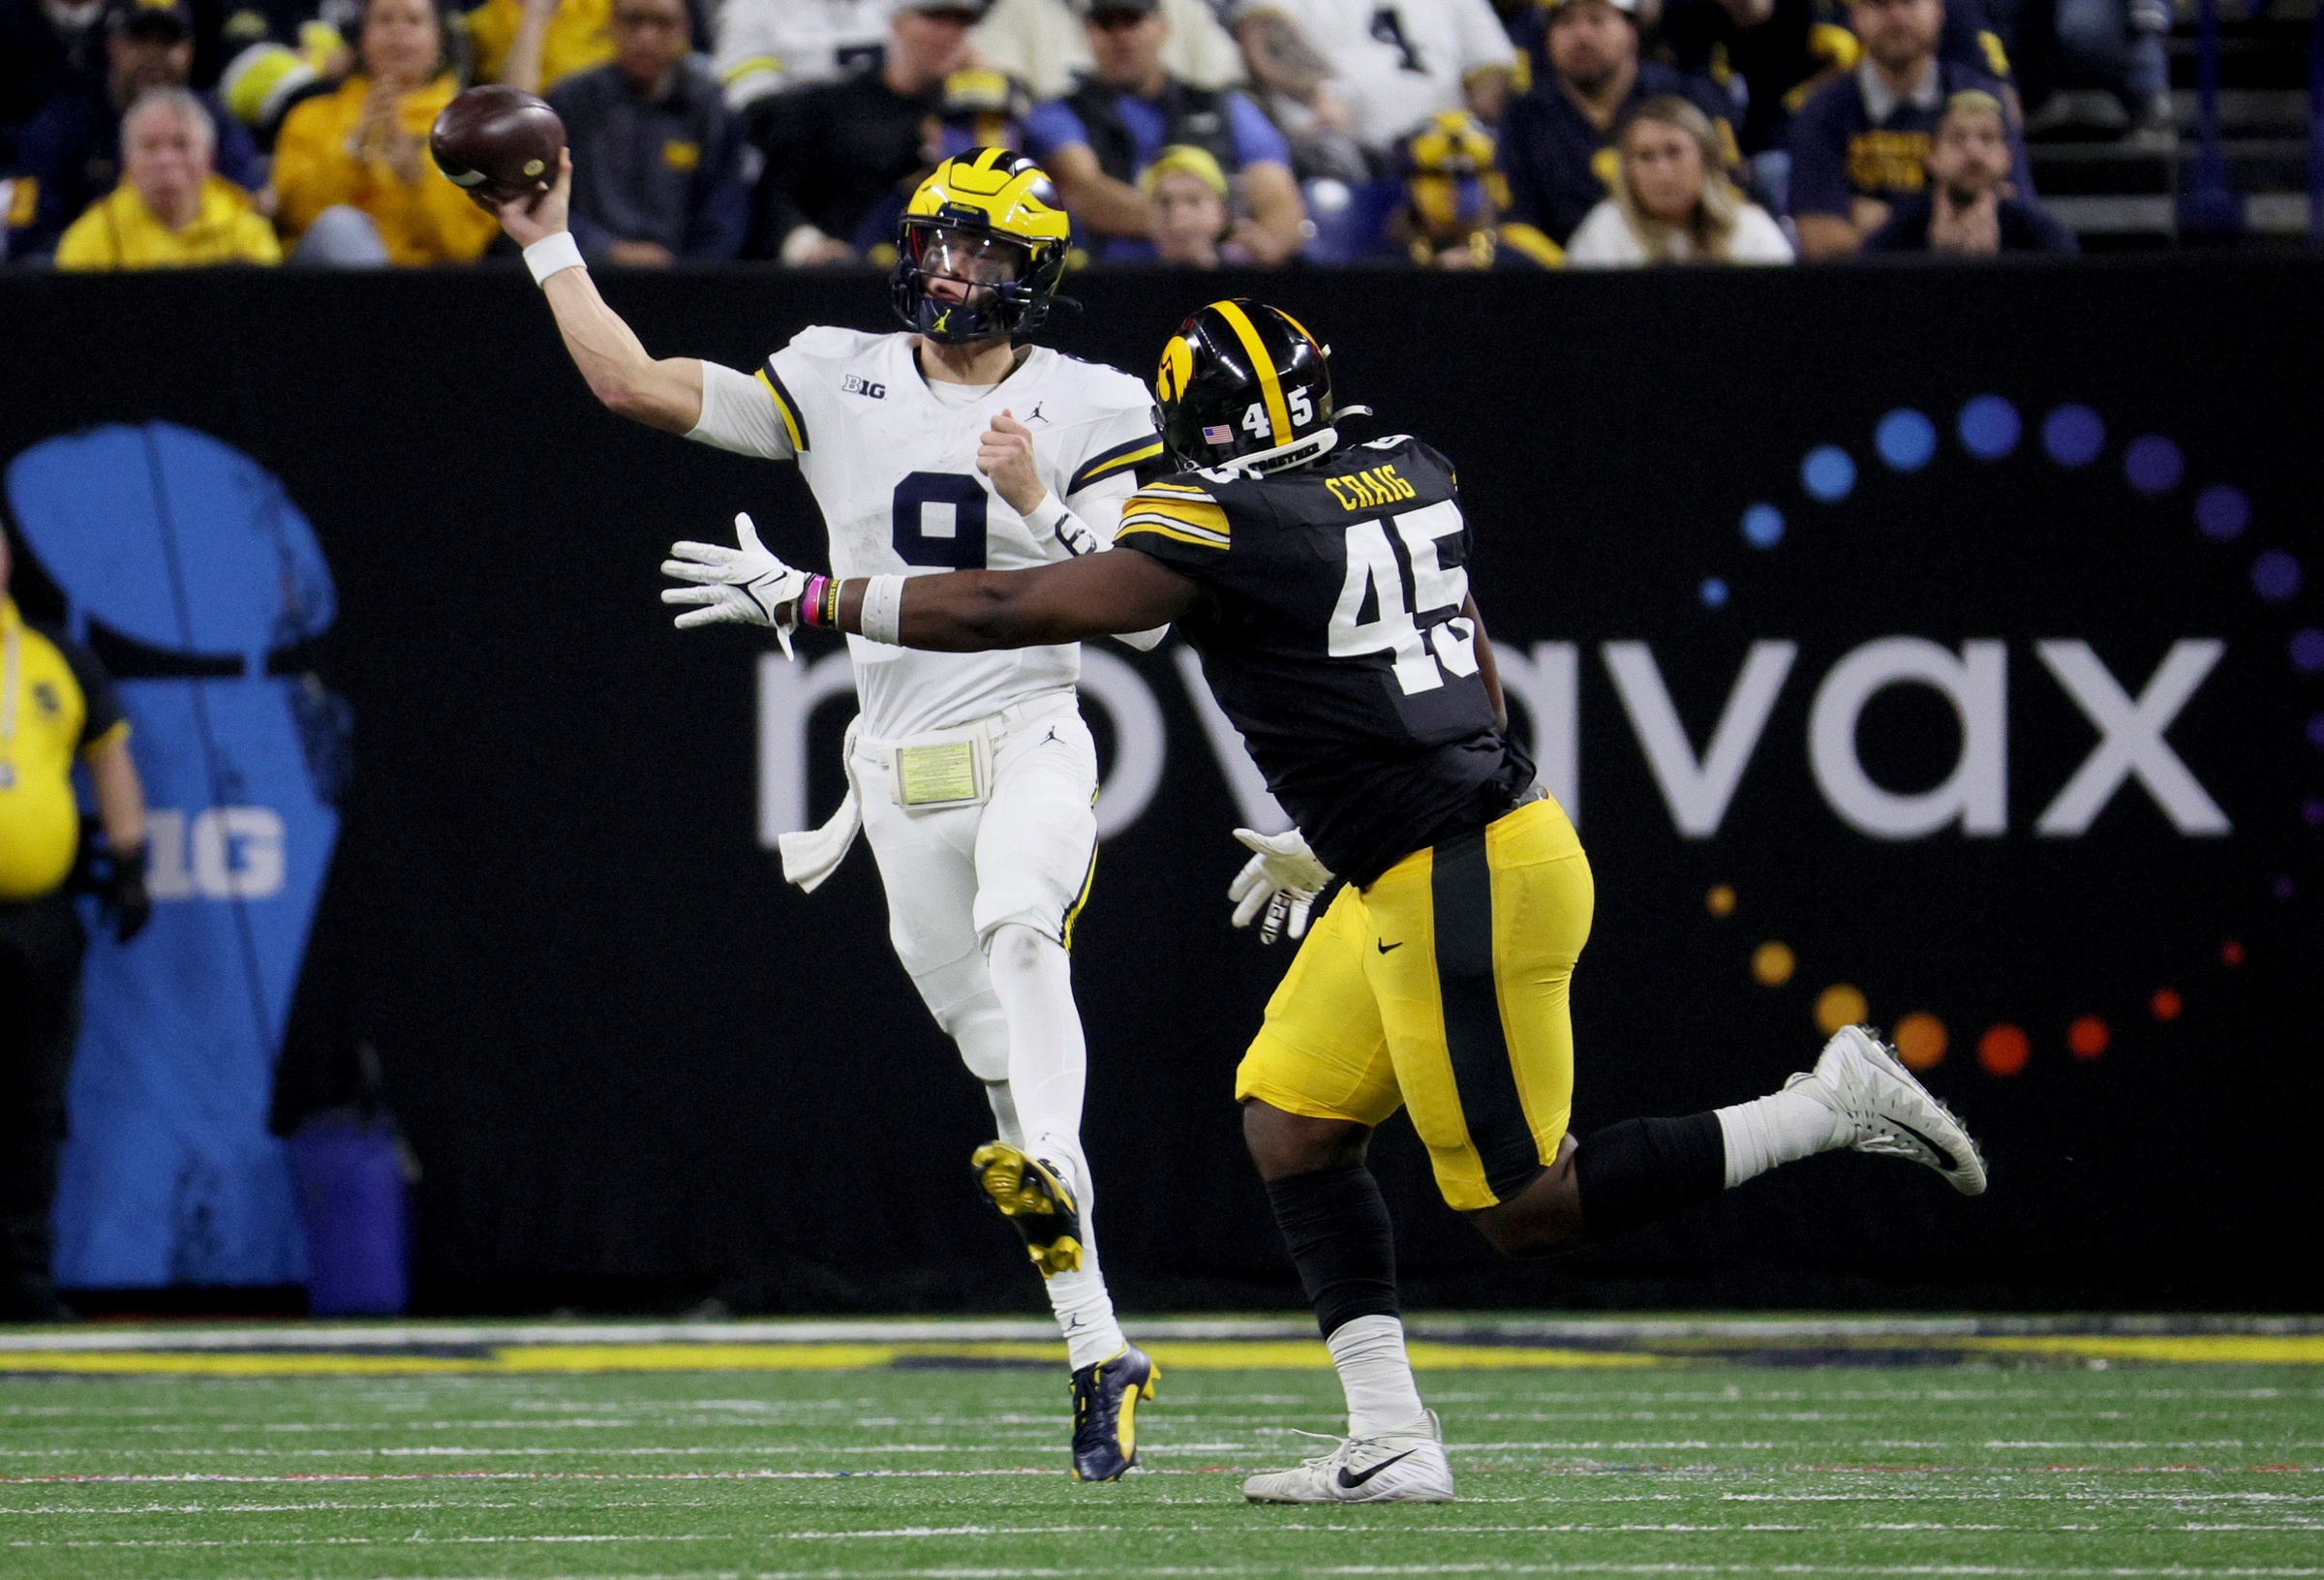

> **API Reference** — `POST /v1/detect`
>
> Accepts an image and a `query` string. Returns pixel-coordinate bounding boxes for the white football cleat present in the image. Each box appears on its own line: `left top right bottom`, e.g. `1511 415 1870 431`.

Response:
1794 1024 1988 1196
1241 1411 1455 1504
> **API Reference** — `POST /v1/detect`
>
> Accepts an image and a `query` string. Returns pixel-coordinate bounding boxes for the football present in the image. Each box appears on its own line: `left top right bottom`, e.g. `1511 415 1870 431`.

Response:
429 84 565 209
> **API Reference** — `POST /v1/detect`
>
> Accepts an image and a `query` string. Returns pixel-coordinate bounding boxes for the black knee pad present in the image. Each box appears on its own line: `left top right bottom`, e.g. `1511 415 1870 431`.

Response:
1573 1113 1725 1241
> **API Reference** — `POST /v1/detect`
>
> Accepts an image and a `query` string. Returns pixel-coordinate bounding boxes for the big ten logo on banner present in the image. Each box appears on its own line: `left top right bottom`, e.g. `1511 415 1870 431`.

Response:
5 422 350 1291
146 806 289 899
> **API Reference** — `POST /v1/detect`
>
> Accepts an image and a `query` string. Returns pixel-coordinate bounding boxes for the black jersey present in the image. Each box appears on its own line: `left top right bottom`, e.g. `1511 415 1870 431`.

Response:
1116 435 1535 889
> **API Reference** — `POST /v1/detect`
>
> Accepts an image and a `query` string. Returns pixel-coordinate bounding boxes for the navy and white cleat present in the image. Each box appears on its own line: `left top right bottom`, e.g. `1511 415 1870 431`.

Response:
1070 1344 1160 1481
970 1141 1085 1276
1796 1024 1989 1195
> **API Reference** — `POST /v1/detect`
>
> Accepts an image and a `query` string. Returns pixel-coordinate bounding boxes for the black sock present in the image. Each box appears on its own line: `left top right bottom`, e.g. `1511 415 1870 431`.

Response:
1572 1113 1726 1241
1264 1163 1400 1340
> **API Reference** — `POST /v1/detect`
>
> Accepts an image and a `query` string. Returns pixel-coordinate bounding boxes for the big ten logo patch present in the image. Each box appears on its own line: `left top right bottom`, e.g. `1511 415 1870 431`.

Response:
842 375 887 400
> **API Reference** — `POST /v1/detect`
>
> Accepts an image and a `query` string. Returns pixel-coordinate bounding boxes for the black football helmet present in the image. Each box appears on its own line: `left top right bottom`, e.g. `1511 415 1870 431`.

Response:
1153 300 1342 475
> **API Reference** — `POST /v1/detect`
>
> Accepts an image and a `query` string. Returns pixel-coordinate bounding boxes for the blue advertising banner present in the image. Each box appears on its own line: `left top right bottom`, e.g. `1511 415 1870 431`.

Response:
7 423 344 1290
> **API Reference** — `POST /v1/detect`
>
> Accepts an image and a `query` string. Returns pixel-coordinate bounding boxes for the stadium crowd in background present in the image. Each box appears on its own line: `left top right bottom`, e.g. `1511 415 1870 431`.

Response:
55 85 281 263
1020 0 1304 262
1861 84 2075 250
270 0 500 262
549 0 748 263
2 0 2154 270
1786 0 2024 257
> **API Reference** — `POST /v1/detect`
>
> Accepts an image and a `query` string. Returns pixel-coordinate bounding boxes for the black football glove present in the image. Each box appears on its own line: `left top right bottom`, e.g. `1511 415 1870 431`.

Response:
97 843 153 944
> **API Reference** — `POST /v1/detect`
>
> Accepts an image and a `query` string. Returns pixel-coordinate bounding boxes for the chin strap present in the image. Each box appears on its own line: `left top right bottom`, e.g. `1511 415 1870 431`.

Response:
1215 407 1377 478
1220 425 1340 478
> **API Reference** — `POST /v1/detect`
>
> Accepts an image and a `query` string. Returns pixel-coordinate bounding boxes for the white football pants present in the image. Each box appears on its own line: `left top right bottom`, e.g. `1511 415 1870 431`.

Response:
853 689 1121 1364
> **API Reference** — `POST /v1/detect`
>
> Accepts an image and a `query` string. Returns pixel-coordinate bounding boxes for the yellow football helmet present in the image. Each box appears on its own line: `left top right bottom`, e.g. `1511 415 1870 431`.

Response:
891 148 1072 344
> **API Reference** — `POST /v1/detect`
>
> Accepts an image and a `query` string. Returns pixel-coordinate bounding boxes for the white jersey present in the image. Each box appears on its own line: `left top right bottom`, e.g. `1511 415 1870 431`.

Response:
1233 0 1515 149
712 0 894 111
688 327 1163 741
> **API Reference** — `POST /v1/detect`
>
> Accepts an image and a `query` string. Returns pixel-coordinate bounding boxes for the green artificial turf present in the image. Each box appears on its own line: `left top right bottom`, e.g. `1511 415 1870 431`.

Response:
3 1361 2319 1579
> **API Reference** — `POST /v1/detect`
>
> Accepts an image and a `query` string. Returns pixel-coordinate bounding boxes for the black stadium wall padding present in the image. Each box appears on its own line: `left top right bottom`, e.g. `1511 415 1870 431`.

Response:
7 258 2322 1312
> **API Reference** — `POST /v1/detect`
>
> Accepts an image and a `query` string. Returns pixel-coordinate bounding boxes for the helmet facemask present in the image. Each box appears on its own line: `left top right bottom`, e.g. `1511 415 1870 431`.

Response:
893 216 1059 345
890 150 1072 346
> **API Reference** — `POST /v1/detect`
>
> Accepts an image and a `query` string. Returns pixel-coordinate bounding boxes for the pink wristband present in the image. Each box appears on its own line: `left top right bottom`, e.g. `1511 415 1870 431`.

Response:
799 574 831 627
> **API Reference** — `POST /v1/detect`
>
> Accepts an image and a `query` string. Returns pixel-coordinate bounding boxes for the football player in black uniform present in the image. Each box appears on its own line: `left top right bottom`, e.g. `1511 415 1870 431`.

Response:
662 299 1989 1504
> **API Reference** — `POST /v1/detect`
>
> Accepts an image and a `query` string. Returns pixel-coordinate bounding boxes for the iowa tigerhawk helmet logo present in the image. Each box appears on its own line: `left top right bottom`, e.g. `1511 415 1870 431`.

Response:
1154 300 1336 476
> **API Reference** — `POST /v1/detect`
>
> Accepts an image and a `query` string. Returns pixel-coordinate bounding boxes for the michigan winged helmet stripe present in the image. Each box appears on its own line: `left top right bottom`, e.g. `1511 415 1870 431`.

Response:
757 362 810 451
1068 433 1166 495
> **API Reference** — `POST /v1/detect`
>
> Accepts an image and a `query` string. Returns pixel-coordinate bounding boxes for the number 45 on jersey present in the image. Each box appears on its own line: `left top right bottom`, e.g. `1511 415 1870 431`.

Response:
1330 499 1477 696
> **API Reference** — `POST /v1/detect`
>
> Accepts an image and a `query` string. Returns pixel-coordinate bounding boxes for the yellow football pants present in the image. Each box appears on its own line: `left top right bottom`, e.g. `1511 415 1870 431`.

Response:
1234 796 1593 1212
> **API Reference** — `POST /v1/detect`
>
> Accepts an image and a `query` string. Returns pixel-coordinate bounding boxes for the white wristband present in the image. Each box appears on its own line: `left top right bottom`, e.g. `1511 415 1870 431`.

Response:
859 574 907 646
1022 492 1102 557
524 231 586 287
1021 493 1066 538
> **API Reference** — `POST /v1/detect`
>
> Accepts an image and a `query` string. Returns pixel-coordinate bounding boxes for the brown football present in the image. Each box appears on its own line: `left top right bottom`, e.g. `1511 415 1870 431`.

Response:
429 84 565 209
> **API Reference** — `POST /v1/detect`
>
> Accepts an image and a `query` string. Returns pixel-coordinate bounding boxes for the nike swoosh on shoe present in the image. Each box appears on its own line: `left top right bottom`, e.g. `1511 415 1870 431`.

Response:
1337 1449 1416 1489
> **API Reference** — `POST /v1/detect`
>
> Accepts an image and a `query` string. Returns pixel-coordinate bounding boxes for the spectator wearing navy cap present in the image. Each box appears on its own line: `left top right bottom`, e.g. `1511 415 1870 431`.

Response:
1787 0 2025 258
1497 0 1744 247
5 0 262 260
548 0 748 265
1022 0 1305 264
1861 87 2074 253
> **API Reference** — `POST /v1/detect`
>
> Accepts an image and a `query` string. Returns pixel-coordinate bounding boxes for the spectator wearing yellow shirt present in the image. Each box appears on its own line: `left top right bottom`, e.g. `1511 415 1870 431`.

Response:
272 0 499 264
56 88 281 268
470 0 614 95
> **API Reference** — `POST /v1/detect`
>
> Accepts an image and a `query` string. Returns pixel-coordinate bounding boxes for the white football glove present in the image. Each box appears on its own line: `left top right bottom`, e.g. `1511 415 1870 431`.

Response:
660 512 810 656
1227 826 1331 945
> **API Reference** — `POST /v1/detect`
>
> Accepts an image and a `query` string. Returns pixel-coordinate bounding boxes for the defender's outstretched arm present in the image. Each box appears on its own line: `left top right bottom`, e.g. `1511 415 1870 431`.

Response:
837 549 1204 651
662 528 1200 647
496 151 708 434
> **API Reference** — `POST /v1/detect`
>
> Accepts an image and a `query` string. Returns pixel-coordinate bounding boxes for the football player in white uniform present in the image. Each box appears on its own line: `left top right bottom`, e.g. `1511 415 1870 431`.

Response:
494 147 1164 1480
